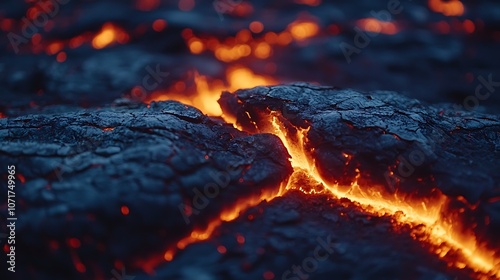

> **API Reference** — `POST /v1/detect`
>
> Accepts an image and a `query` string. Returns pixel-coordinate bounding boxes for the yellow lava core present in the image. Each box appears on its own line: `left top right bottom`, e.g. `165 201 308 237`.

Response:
145 71 499 279
268 113 499 278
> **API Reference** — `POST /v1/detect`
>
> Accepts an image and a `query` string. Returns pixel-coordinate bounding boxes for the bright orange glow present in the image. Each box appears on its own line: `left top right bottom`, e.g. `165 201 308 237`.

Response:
254 42 271 59
179 16 320 63
357 18 398 35
266 113 500 277
152 19 167 32
92 23 129 49
217 245 227 254
145 66 276 119
46 42 63 55
188 39 204 54
288 21 319 41
56 52 67 63
429 0 465 16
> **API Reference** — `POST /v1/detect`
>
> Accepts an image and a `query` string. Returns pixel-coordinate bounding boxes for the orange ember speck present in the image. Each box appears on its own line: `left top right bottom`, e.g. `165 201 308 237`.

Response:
217 245 227 254
357 18 398 35
92 23 129 49
428 0 465 16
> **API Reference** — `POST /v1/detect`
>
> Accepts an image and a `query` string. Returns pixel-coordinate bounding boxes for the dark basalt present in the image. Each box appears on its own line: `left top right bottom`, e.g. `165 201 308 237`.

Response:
220 83 500 251
0 101 292 280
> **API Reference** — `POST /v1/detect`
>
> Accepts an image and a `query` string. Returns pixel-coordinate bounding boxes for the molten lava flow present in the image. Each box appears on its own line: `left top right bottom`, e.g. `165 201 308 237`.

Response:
136 185 284 274
266 113 499 278
143 70 499 277
145 66 277 121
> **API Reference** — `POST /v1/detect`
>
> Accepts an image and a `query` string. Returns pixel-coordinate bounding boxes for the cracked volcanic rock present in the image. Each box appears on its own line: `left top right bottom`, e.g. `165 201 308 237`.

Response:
0 101 292 280
219 83 500 250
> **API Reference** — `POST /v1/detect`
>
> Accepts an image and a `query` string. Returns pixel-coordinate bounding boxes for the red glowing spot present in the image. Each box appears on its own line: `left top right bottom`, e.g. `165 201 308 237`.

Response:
217 245 227 254
68 238 81 248
3 244 9 253
56 52 67 63
328 24 340 35
204 155 209 160
435 21 451 34
32 33 42 45
247 214 254 221
103 127 115 132
263 271 275 280
152 19 167 32
249 21 264 33
18 174 26 184
47 42 64 55
136 0 160 11
121 206 130 216
236 234 245 244
75 263 86 273
0 18 13 31
463 19 475 34
0 112 5 118
69 35 86 49
179 0 195 11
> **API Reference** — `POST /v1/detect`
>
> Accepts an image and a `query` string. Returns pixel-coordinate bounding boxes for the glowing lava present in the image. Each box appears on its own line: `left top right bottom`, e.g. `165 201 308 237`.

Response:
266 112 499 278
145 66 277 119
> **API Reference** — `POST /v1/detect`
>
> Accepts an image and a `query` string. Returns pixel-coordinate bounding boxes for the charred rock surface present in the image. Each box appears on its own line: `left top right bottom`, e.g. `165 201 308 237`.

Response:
219 83 500 249
0 101 292 280
140 190 479 280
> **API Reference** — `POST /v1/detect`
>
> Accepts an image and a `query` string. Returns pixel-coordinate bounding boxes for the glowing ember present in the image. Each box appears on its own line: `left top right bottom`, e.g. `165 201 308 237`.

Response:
92 23 129 49
428 0 465 16
356 18 399 35
265 113 499 277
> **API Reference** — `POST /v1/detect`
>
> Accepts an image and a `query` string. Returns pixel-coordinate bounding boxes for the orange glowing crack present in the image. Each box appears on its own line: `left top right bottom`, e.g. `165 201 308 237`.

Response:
268 113 499 278
142 71 499 278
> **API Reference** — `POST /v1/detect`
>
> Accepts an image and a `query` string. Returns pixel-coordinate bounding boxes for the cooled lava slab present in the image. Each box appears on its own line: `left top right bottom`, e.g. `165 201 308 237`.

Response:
136 190 478 280
0 101 292 280
220 83 500 250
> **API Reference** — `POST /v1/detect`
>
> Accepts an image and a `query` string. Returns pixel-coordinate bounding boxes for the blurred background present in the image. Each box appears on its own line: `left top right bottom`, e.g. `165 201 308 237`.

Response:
0 0 499 116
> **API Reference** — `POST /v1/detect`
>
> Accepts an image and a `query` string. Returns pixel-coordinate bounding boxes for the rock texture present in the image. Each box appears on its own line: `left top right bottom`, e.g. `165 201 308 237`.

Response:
220 83 500 250
0 101 292 280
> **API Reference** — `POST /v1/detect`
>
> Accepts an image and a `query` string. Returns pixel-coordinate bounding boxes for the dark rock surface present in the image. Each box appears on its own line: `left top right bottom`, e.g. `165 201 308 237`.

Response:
137 190 481 280
0 101 292 280
220 83 500 251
